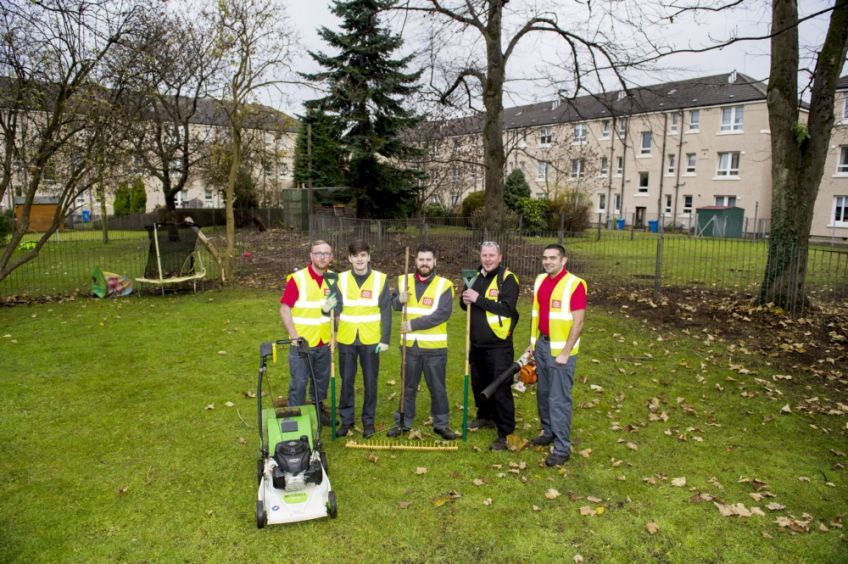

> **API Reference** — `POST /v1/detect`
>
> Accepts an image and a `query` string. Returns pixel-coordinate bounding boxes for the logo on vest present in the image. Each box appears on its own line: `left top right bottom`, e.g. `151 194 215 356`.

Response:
488 289 499 297
422 297 433 306
361 290 372 299
324 288 330 296
552 299 562 309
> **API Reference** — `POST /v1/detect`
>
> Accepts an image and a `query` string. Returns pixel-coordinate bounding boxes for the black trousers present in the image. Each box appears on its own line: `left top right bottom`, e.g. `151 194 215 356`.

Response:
469 343 515 437
338 343 379 426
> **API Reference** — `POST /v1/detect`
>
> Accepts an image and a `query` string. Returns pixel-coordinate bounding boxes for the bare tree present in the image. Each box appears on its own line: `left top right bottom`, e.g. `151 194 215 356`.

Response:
210 0 295 281
0 0 148 283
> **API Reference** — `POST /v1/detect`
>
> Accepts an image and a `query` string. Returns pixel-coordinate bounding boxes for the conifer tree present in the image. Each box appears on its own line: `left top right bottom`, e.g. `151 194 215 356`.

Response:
302 0 422 218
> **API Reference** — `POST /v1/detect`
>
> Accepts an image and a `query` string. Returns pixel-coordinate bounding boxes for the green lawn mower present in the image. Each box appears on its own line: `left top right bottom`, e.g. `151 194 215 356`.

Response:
255 339 337 528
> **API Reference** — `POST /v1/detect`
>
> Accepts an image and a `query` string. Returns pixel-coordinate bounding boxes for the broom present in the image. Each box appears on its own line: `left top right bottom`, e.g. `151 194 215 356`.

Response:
324 270 339 441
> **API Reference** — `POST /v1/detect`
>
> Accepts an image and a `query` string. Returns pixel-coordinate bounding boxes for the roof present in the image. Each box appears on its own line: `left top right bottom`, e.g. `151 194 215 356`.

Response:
420 72 768 137
838 75 848 90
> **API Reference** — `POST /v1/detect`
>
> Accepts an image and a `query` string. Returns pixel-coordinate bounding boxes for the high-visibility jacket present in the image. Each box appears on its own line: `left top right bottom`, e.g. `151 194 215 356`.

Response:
337 269 386 345
481 269 518 340
287 267 332 347
530 271 587 356
399 274 454 349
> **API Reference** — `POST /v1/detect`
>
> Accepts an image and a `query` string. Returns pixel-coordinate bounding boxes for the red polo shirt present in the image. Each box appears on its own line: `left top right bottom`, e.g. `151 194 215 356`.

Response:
537 268 586 336
280 263 324 306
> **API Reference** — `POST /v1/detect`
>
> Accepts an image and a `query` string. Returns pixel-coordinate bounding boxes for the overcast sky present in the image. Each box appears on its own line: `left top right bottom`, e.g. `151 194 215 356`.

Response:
272 0 842 117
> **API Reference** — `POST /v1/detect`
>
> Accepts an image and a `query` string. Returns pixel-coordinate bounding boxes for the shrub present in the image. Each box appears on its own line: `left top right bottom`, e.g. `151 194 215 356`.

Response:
0 209 13 243
548 189 592 232
130 177 147 213
514 197 550 234
423 202 449 218
504 169 531 211
461 190 486 217
113 182 131 216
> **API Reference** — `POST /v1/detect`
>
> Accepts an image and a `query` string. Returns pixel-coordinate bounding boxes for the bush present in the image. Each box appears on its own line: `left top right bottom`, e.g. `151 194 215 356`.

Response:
423 202 450 218
504 169 531 211
461 191 486 217
113 182 131 216
0 209 14 243
514 197 550 234
130 177 147 213
548 189 592 232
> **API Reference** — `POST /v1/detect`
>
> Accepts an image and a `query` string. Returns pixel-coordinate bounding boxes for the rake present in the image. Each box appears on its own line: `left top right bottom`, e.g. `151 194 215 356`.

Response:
460 268 479 441
344 439 458 452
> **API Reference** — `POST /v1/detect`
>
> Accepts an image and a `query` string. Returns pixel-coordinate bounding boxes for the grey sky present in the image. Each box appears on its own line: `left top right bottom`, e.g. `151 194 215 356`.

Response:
274 0 841 117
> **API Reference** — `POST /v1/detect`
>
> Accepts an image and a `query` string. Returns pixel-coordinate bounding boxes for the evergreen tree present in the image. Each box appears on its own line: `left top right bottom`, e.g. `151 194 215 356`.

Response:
302 0 422 218
130 177 147 213
292 105 346 191
504 169 531 211
113 182 131 216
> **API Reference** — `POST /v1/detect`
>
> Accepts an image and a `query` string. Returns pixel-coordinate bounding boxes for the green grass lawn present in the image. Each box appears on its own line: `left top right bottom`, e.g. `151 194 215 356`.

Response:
1 288 845 561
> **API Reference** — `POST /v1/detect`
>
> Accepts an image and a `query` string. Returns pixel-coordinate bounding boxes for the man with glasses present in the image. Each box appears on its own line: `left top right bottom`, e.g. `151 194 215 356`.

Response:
460 241 519 451
387 244 457 440
279 240 338 423
528 243 586 466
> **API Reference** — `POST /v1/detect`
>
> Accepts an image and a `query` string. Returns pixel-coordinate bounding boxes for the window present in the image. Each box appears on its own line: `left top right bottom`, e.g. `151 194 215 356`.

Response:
686 153 697 174
570 158 584 179
613 193 621 214
537 161 552 180
838 147 848 174
572 124 588 144
600 156 608 176
721 106 744 132
451 191 461 207
688 110 700 131
638 172 649 193
664 194 672 214
204 190 213 207
843 97 848 121
833 195 848 226
451 167 460 183
539 126 553 145
598 194 606 211
601 120 611 139
716 151 740 177
667 154 676 174
175 190 185 208
683 195 693 215
640 132 652 155
519 161 526 172
670 113 679 133
715 195 737 206
279 162 289 177
616 156 623 175
617 118 628 140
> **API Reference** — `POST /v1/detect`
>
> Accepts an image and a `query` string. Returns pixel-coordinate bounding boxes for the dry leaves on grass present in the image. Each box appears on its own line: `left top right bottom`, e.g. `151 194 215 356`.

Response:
671 477 687 487
545 488 561 500
415 467 427 475
367 453 379 463
398 501 411 509
482 498 493 506
431 490 461 507
645 522 660 535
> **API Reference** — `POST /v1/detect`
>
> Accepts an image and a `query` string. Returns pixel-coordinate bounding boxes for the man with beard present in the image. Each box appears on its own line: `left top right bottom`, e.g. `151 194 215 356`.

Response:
279 240 337 424
460 241 519 451
387 244 457 440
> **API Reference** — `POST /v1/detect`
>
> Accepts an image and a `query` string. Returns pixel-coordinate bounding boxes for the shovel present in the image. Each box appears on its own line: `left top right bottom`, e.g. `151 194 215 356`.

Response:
460 268 479 441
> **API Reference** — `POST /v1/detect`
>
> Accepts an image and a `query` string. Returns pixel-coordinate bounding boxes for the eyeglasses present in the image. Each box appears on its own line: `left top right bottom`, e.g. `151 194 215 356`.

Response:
312 252 332 257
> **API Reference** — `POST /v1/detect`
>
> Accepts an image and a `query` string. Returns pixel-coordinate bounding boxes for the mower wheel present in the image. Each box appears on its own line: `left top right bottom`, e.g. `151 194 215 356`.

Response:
256 500 266 529
327 491 338 519
256 458 264 484
320 451 329 475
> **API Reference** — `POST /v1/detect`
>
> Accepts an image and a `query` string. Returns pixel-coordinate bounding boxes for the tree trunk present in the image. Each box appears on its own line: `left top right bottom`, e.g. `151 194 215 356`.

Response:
98 177 109 245
225 125 241 283
481 2 506 232
759 0 848 312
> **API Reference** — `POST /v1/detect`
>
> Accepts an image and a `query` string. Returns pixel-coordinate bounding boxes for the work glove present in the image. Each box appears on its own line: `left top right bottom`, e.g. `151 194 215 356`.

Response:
399 320 412 333
398 290 409 304
321 294 338 313
375 343 389 354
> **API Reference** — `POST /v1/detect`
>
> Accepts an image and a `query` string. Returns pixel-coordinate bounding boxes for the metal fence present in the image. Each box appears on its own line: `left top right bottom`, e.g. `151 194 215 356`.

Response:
2 211 846 314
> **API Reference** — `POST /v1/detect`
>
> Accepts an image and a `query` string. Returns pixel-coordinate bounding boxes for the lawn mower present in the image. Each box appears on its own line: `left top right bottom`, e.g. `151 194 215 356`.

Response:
255 338 337 528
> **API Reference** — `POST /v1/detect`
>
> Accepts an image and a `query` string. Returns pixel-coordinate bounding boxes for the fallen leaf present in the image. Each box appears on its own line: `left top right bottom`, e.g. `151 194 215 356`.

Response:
595 506 606 515
626 442 638 450
781 404 792 414
586 496 602 503
367 453 379 463
472 478 485 486
243 390 257 398
645 522 660 535
766 502 786 511
415 467 428 475
431 495 455 507
545 488 561 500
532 505 541 512
750 507 766 516
671 477 687 487
398 501 411 509
217 350 227 355
204 404 215 410
482 498 493 506
506 434 528 451
579 506 593 516
117 485 129 495
224 401 235 408
579 448 592 458
238 437 247 445
574 555 584 563
798 476 811 482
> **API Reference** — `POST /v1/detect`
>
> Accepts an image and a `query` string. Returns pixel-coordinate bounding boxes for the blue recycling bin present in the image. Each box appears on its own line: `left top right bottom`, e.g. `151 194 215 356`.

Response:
82 209 91 223
648 220 658 233
616 218 625 230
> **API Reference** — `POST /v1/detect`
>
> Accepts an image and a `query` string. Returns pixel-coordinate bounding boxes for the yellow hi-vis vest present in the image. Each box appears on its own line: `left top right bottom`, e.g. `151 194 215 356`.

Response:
288 267 332 347
530 271 587 357
337 269 386 345
482 269 518 340
399 274 454 349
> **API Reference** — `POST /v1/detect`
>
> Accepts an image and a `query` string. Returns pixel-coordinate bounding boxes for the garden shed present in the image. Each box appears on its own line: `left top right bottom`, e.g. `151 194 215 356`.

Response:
696 206 745 238
14 197 61 232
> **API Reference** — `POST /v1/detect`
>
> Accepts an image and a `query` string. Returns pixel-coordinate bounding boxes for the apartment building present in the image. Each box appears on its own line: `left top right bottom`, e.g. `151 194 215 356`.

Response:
427 72 848 239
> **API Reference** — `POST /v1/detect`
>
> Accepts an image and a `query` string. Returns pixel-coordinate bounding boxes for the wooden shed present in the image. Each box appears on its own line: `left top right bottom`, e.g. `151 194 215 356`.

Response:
14 197 62 232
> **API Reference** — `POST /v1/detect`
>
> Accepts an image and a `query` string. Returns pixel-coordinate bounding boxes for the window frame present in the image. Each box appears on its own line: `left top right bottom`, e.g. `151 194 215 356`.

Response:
638 171 649 193
572 123 588 144
688 110 700 131
599 156 609 177
837 146 848 174
720 106 744 132
537 161 551 180
667 153 676 174
640 131 652 155
539 126 553 145
716 151 741 177
832 195 848 226
570 158 585 179
682 195 693 215
601 120 611 139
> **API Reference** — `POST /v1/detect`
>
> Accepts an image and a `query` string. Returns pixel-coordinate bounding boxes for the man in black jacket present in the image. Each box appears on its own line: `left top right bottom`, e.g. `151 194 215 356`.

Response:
460 241 519 450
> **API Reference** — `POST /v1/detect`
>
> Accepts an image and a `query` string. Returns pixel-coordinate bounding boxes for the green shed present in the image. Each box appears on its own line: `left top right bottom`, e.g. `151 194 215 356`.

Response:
696 206 745 238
